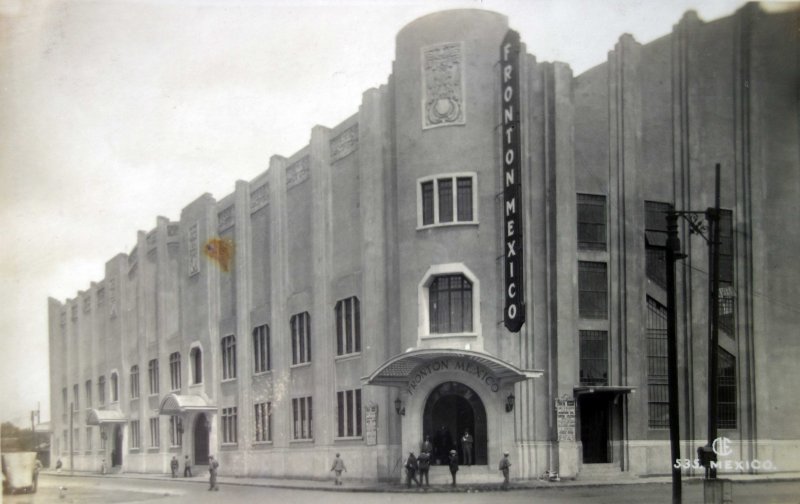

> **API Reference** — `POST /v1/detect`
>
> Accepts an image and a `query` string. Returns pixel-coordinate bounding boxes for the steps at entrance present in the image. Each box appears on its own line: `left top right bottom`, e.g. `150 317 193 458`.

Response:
579 463 631 481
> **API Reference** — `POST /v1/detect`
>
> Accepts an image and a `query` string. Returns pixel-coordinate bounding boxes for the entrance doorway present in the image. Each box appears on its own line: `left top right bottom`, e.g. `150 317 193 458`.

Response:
194 414 209 465
579 394 609 463
112 425 123 467
423 381 487 465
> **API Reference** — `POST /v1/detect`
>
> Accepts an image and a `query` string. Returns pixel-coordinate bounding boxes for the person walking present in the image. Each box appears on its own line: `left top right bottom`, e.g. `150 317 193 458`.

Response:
55 458 62 473
420 435 432 455
183 455 192 477
100 459 107 475
33 458 43 491
170 456 179 478
417 450 430 487
208 455 219 491
448 449 459 487
329 453 347 486
404 452 420 488
499 451 512 489
461 429 474 465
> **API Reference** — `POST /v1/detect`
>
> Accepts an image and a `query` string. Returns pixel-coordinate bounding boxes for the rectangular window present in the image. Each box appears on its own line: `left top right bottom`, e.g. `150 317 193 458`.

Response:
645 201 673 289
291 313 311 365
62 430 67 454
62 388 67 419
336 389 362 439
73 384 79 411
418 174 477 227
221 407 238 444
85 380 92 408
438 178 453 223
579 330 608 386
98 376 106 405
130 366 139 399
149 417 160 448
169 416 183 447
718 209 735 336
577 194 607 250
221 335 237 380
110 373 118 402
130 420 140 449
169 352 181 390
292 396 313 440
253 325 271 374
578 261 607 319
335 297 361 356
456 177 473 222
86 427 93 451
718 349 737 429
421 181 434 226
254 402 272 443
646 297 669 429
73 428 80 452
148 359 159 395
429 274 473 334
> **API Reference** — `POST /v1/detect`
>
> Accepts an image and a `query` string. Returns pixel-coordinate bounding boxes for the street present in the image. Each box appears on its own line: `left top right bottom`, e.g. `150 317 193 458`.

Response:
3 475 799 504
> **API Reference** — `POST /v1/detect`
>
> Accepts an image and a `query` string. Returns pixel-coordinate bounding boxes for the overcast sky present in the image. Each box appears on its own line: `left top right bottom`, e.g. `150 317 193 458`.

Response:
0 0 765 427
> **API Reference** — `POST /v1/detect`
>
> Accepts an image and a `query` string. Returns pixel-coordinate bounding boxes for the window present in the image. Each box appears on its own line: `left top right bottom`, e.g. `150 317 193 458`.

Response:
98 376 106 405
86 427 93 451
85 380 92 408
336 389 362 438
646 297 669 429
429 274 473 334
169 416 183 447
110 372 119 402
149 417 160 447
292 396 313 440
221 335 237 380
290 313 311 365
645 201 673 289
62 429 67 453
169 352 181 391
718 349 737 429
190 347 203 384
148 359 159 395
577 194 607 250
418 174 477 227
221 407 238 444
254 402 272 443
73 384 79 411
130 366 139 399
579 330 608 386
62 388 67 419
718 209 735 336
578 262 607 319
130 420 140 449
73 428 80 451
335 297 361 356
253 325 271 373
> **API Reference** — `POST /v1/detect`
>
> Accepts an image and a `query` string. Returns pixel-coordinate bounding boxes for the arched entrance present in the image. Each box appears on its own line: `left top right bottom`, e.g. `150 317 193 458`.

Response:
112 425 123 467
423 381 487 465
193 414 209 466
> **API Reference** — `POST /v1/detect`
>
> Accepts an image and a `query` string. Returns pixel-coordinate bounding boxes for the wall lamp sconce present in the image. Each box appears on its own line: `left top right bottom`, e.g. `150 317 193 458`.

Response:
394 398 405 416
505 392 516 413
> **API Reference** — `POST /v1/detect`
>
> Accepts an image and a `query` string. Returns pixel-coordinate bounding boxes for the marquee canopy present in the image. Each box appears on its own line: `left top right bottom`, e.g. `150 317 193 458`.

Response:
159 393 217 415
86 409 128 426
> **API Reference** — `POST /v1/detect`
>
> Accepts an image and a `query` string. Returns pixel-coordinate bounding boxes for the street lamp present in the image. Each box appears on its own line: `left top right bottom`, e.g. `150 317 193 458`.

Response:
394 398 405 416
505 392 515 412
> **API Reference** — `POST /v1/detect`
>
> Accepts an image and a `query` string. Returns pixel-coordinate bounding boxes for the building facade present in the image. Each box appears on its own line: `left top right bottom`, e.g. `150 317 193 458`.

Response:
49 5 799 482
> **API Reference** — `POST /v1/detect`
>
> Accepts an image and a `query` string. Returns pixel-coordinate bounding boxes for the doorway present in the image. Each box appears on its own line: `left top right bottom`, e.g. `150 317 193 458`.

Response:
194 414 209 465
423 381 487 465
112 425 123 467
579 394 610 463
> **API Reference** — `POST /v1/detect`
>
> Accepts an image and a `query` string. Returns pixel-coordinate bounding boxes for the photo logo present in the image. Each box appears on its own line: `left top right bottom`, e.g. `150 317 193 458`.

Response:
712 437 733 457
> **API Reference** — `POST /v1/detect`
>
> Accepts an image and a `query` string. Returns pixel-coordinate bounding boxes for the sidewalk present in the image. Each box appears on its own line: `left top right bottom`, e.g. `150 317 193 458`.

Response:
42 469 800 493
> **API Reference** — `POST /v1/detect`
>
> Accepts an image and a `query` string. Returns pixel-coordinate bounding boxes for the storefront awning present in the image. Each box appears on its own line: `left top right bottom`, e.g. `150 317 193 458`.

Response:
159 393 217 415
362 348 543 388
86 409 128 426
573 385 636 396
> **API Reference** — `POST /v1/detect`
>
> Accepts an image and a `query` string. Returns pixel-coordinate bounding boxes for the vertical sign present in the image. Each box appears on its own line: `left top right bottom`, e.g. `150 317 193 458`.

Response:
501 30 525 332
555 396 576 441
364 405 378 446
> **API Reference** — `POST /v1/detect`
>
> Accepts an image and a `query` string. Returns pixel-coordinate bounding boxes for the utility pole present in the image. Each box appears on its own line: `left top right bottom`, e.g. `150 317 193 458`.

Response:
666 212 683 504
705 164 722 480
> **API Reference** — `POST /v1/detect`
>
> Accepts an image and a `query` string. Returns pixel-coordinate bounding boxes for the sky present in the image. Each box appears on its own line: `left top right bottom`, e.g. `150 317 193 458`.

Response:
0 0 773 428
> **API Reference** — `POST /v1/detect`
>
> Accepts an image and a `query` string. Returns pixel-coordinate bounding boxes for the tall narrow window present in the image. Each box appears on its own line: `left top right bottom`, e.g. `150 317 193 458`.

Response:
578 261 607 319
169 352 181 391
130 420 140 449
579 330 608 385
718 209 735 336
98 376 106 405
253 325 271 374
62 388 67 419
73 384 79 411
130 366 139 399
418 174 477 227
85 380 92 409
254 402 272 443
645 201 673 289
110 373 118 402
421 181 434 226
718 349 737 429
577 194 607 250
190 347 203 384
221 335 237 380
221 407 238 444
86 427 93 451
429 274 473 334
148 359 159 395
169 416 183 447
290 312 311 365
646 297 669 429
149 417 160 447
456 177 473 222
438 178 453 223
336 389 362 438
292 396 313 440
335 297 361 356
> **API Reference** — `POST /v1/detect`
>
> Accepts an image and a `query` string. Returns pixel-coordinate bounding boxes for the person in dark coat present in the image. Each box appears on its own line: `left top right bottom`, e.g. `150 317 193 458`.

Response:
183 455 192 477
417 450 431 487
448 449 459 486
330 453 347 485
208 455 219 491
461 429 474 465
404 452 420 488
170 456 179 477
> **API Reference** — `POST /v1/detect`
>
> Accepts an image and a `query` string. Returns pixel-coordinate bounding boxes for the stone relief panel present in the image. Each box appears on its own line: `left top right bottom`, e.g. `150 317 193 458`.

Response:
218 205 235 232
330 125 359 163
250 183 269 212
109 278 117 318
422 42 465 129
188 222 200 277
167 224 179 237
286 156 310 189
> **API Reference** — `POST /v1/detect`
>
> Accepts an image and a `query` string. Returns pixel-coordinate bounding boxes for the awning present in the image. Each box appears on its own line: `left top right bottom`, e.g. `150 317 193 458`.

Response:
159 393 217 415
363 348 543 388
574 385 636 396
86 409 128 426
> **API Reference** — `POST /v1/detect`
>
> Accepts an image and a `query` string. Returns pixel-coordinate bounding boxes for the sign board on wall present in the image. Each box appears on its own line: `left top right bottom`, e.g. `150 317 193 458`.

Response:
364 405 378 446
500 29 525 333
555 396 576 442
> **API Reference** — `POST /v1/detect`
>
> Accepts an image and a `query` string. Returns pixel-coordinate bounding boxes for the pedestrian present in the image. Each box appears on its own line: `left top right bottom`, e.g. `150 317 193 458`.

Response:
404 452 420 488
329 453 347 485
499 451 512 489
208 455 219 491
461 429 474 465
170 456 179 478
420 434 432 455
55 458 63 473
101 458 107 475
448 449 459 486
183 455 192 477
417 450 430 487
33 457 43 491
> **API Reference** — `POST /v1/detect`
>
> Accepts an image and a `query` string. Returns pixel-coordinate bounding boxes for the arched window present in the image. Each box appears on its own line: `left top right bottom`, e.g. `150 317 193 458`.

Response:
429 274 473 333
190 347 203 384
110 372 119 402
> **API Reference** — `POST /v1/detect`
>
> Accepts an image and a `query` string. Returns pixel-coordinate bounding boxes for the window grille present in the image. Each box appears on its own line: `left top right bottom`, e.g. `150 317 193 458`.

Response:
578 262 608 319
335 297 361 355
647 297 669 429
579 330 608 385
577 194 607 250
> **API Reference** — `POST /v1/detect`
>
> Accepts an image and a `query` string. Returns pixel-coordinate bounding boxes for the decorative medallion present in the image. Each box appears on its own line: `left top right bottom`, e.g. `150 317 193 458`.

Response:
250 183 269 212
218 205 235 231
330 125 359 163
422 42 465 129
286 157 310 189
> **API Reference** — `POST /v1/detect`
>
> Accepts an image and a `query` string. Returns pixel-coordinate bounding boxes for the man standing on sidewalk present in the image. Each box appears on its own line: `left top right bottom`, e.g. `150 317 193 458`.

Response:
448 449 459 487
183 455 192 477
417 450 430 487
170 456 179 478
329 453 347 485
499 451 512 490
405 452 420 488
208 455 219 491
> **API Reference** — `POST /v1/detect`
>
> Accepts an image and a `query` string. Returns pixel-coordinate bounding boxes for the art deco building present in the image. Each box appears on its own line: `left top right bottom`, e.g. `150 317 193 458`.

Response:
49 4 799 482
